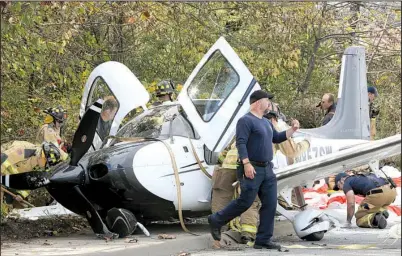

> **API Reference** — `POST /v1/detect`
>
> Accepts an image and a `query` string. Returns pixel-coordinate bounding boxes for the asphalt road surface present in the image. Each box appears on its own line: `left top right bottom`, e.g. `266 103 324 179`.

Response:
192 224 401 256
1 220 400 256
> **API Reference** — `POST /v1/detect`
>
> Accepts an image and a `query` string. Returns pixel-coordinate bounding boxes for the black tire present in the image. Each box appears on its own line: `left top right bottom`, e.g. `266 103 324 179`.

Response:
106 208 138 238
302 231 325 241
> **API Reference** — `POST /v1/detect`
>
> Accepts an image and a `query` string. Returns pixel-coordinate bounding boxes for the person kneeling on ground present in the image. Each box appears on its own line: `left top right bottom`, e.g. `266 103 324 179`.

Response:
335 171 396 229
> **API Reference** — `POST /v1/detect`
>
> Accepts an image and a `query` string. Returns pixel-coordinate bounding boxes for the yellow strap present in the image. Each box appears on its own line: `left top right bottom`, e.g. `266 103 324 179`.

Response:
187 136 212 179
228 181 242 232
105 135 199 236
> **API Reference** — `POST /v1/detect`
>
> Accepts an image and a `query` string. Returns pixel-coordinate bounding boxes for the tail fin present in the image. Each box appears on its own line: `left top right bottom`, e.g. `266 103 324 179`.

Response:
299 46 370 140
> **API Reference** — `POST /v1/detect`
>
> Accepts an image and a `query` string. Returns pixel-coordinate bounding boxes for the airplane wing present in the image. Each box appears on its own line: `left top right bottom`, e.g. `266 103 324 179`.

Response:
276 134 401 191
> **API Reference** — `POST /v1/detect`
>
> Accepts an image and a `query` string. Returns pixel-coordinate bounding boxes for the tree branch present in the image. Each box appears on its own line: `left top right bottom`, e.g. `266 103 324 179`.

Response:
367 12 391 70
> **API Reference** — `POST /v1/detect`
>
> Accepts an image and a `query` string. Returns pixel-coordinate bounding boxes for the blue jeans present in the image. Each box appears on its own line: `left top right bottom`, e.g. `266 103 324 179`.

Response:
210 163 277 245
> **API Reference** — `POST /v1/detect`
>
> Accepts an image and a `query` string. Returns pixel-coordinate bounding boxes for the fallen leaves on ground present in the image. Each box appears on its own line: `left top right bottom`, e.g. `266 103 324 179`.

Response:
176 252 191 256
125 238 138 243
158 233 176 239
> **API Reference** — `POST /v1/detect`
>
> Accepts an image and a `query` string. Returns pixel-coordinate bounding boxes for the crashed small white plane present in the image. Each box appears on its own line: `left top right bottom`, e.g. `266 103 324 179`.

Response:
3 37 401 242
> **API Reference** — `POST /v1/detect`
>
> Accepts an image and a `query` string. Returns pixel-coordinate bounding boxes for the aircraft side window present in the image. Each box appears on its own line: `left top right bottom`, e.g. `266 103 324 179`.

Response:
87 77 120 141
168 115 198 139
187 50 240 122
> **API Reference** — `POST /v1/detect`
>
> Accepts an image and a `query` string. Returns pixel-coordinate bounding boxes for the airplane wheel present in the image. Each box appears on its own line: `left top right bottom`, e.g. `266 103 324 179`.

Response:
302 231 325 241
106 208 138 238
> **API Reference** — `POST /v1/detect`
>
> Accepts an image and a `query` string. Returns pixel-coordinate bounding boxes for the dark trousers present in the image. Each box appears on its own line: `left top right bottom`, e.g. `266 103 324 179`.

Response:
210 163 277 245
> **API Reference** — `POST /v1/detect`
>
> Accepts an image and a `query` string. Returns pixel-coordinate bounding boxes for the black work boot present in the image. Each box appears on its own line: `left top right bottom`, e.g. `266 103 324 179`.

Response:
207 215 221 241
373 213 387 229
254 241 281 250
382 210 390 219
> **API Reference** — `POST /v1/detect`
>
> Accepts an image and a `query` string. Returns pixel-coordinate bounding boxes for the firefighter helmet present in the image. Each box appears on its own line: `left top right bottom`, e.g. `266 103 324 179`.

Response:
155 80 175 97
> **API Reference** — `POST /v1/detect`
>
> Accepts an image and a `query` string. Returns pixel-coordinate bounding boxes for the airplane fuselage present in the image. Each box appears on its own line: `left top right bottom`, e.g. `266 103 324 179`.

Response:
47 113 368 223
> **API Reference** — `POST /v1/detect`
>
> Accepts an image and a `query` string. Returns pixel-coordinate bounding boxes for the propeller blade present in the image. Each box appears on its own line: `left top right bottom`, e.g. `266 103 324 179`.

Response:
1 171 50 190
70 99 103 166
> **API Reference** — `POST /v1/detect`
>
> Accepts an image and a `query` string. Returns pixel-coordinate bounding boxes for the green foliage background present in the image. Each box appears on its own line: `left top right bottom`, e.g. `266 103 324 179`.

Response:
1 2 400 143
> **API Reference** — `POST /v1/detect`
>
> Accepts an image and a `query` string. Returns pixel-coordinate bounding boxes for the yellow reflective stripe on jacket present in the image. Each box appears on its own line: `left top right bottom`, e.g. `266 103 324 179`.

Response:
17 190 30 198
1 160 19 175
241 224 257 234
222 148 238 169
229 216 241 233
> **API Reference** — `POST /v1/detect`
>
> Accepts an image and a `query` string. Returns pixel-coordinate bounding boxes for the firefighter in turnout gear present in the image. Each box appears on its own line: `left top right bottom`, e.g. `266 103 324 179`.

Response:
264 104 310 209
36 106 69 159
368 86 380 140
335 171 396 229
212 141 260 246
1 141 67 208
265 103 310 164
151 80 176 107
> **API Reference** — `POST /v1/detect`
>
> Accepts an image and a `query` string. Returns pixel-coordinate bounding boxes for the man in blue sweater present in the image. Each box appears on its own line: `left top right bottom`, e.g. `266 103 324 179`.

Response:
208 90 300 250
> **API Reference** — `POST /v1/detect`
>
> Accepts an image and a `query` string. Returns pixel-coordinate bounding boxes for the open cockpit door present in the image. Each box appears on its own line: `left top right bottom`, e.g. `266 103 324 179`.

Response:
178 37 260 154
79 61 150 150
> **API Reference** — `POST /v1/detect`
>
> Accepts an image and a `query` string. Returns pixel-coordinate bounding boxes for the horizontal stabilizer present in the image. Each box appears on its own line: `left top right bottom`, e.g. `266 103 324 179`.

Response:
276 134 401 189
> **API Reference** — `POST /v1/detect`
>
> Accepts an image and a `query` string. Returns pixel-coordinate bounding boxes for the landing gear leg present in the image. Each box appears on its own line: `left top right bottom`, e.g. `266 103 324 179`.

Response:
73 186 118 239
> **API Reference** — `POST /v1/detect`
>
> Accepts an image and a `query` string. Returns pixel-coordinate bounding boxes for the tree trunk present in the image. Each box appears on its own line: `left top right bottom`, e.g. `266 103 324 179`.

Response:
298 3 327 94
117 9 124 63
349 2 361 44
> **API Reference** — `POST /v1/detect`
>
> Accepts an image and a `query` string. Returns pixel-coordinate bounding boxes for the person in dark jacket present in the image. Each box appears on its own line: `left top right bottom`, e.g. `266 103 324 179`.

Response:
208 90 300 250
316 93 336 126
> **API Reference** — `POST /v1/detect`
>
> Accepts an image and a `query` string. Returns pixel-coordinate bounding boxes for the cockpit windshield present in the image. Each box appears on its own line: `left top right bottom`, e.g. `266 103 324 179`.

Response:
111 104 198 145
